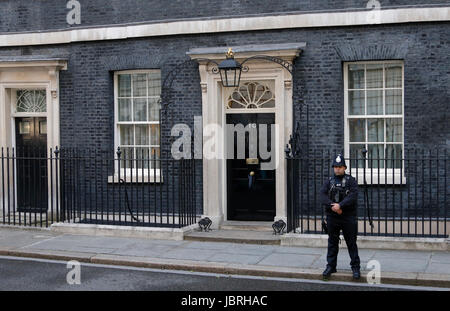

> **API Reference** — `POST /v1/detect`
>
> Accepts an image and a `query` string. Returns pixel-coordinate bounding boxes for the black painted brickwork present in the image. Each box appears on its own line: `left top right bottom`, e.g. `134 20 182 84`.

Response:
0 23 447 150
0 0 449 33
0 20 448 217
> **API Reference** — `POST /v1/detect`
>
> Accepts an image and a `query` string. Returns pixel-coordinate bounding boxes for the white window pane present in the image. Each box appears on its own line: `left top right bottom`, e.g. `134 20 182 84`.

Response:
367 90 383 115
148 98 160 121
386 118 402 142
386 89 402 115
348 64 365 89
258 83 275 108
385 64 402 88
133 98 147 121
120 125 134 145
349 144 365 169
366 64 383 88
386 144 403 169
148 72 161 96
368 119 384 142
19 121 31 134
118 74 131 97
349 119 366 142
118 98 132 121
135 125 149 145
368 144 384 168
348 90 365 115
132 74 147 97
150 124 160 146
39 121 47 134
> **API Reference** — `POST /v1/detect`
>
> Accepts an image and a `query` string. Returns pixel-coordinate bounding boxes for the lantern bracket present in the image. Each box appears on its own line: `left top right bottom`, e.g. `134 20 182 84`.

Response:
240 55 294 75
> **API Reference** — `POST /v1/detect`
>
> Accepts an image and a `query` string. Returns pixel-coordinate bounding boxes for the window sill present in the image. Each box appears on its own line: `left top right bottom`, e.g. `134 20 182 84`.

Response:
350 172 406 185
108 174 163 184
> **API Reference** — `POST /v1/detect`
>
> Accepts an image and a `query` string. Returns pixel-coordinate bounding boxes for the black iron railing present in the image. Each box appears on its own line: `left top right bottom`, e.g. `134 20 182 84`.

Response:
286 149 449 238
0 147 201 228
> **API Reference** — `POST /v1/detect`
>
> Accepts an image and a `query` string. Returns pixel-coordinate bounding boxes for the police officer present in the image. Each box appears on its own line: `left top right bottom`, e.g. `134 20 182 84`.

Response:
320 154 361 280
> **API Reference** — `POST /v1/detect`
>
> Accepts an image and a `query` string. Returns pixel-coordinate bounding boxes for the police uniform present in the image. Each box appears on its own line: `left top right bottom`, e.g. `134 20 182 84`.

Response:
320 154 361 279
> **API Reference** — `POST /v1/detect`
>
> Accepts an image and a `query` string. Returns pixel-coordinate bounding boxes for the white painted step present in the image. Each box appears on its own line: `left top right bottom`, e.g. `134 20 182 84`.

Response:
220 221 275 232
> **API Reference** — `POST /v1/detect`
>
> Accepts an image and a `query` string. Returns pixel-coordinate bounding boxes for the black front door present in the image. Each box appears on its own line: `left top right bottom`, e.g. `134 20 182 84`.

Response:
15 117 48 212
226 113 276 221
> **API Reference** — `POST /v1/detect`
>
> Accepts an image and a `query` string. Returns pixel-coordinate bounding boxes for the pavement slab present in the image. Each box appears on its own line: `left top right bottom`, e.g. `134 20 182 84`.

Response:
257 253 320 268
0 228 58 248
161 248 217 261
424 262 450 274
220 246 275 257
376 258 430 273
372 250 433 261
430 252 450 263
181 241 240 250
275 246 325 255
207 253 264 265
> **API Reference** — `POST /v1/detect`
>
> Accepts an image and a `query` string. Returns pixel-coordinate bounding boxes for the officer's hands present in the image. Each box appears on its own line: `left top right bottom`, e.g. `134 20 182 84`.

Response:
331 203 342 215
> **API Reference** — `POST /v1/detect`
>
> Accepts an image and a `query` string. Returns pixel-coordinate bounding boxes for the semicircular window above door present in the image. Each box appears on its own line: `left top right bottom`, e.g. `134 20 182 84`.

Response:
16 90 47 113
226 81 275 109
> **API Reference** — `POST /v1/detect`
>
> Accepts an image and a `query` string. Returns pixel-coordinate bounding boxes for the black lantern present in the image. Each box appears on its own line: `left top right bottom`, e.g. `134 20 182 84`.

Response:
218 48 242 88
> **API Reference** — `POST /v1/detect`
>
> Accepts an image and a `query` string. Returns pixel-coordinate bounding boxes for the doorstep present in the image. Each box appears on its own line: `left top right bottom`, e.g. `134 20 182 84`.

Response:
184 230 282 245
184 220 283 245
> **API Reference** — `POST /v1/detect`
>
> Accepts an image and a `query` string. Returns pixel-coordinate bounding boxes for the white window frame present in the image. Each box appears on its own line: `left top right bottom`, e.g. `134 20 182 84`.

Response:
344 60 406 185
112 69 162 183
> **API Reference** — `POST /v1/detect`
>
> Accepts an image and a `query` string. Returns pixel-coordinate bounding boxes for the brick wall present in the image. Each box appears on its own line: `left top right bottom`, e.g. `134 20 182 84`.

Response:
0 22 448 151
0 20 448 216
0 0 449 33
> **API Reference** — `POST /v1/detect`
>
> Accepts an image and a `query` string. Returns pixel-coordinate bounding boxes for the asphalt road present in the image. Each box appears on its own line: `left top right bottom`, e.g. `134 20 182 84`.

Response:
0 256 422 291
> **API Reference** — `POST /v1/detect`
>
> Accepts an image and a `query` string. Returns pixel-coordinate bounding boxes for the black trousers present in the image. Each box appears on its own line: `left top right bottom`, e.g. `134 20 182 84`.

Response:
326 214 360 269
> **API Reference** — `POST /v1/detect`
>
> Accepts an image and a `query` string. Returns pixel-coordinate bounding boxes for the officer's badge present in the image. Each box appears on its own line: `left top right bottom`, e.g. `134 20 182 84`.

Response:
336 156 341 163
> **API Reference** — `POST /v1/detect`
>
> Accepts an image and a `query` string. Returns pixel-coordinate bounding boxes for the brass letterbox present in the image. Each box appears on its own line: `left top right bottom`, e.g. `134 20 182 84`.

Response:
246 158 259 165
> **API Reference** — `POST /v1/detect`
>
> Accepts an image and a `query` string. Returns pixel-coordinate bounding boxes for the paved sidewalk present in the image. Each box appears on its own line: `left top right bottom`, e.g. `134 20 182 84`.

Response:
0 227 449 288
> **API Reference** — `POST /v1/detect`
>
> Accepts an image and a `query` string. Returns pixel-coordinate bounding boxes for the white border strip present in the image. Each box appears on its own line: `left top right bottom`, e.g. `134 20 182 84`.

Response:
0 7 449 47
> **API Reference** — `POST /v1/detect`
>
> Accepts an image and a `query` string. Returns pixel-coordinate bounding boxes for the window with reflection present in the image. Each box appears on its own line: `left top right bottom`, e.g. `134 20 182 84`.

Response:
345 62 403 170
115 70 161 171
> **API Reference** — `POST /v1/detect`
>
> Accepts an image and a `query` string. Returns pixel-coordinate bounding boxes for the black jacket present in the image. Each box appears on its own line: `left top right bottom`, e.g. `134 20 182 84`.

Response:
320 174 358 216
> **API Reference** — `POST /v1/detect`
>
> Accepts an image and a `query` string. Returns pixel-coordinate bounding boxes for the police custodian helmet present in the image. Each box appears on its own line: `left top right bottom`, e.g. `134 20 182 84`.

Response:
332 154 347 168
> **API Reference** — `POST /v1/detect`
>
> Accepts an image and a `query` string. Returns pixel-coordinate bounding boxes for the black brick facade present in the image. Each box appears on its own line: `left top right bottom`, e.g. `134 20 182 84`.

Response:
0 23 448 151
0 1 448 220
1 0 449 33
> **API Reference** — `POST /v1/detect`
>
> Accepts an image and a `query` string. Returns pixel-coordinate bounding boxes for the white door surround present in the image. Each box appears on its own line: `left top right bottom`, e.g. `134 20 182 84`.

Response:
0 58 67 149
0 57 68 213
188 43 305 228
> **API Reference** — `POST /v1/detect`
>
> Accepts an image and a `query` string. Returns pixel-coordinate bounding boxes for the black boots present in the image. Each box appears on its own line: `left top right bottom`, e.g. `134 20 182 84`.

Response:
352 267 361 280
322 266 337 278
322 266 361 280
